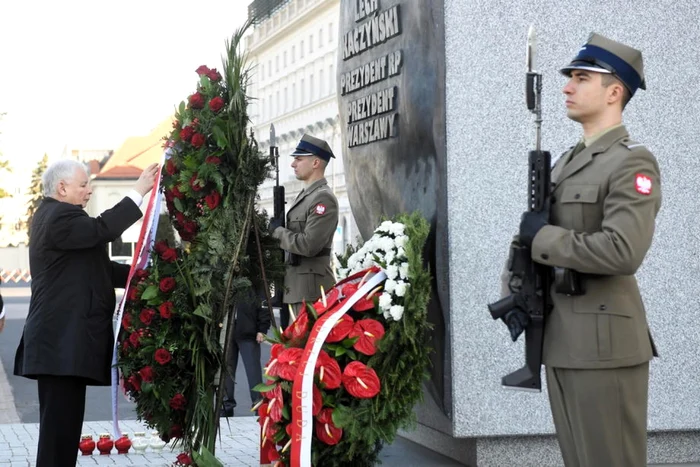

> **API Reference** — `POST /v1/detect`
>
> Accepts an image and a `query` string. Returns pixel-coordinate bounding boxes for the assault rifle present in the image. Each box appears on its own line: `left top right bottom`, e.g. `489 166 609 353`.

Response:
487 26 551 392
270 124 286 307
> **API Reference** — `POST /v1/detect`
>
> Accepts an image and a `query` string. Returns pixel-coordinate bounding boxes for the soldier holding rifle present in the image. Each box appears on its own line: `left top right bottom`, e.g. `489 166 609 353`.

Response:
495 31 661 466
269 134 339 328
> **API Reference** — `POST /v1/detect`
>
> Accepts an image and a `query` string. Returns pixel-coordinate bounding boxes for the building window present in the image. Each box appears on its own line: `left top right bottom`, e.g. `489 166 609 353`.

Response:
261 63 265 80
319 28 323 48
319 69 325 97
309 73 315 101
309 34 313 54
269 94 273 118
276 91 280 116
283 87 288 112
300 40 305 58
268 60 272 78
261 98 265 120
276 55 279 72
292 83 296 109
291 45 296 63
301 78 305 105
283 51 287 68
329 22 333 43
329 65 335 93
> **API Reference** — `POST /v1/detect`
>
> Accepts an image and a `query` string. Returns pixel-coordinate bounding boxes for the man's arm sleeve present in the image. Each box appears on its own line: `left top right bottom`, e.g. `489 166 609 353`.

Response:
50 197 143 250
111 262 131 288
531 149 661 275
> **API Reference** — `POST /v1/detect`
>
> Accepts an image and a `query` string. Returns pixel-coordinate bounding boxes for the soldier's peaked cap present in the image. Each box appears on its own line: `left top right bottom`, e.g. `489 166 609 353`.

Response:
291 134 335 162
560 32 646 96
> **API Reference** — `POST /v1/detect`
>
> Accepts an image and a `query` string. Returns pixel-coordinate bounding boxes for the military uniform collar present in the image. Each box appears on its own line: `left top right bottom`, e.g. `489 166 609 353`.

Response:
583 123 624 147
303 177 328 195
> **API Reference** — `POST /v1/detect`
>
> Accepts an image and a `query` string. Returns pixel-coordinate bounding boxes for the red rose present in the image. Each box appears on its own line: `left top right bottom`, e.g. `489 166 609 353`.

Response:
154 241 169 254
175 212 185 224
155 348 172 365
205 156 221 165
127 374 141 392
325 315 354 343
129 332 140 348
341 361 381 399
348 319 386 356
181 221 197 241
159 277 176 293
206 68 222 82
169 425 183 439
138 366 154 383
139 308 156 326
179 126 194 142
205 191 221 210
209 96 225 112
165 158 177 176
159 301 173 319
161 247 177 263
188 92 205 109
172 185 184 199
127 287 139 302
189 173 203 192
315 408 343 445
169 393 187 411
121 340 130 352
315 350 341 390
122 313 132 331
135 269 149 281
176 452 193 465
195 65 210 76
190 133 206 148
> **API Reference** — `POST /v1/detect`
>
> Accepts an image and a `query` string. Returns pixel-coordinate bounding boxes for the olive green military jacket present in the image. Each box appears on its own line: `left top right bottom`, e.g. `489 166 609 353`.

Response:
527 125 661 369
272 177 339 304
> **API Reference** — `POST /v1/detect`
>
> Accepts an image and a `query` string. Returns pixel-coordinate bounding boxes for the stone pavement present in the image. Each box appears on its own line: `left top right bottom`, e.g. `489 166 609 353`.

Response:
0 418 261 467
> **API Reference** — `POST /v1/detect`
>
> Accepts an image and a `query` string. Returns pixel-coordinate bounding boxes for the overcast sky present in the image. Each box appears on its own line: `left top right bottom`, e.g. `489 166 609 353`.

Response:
0 0 248 169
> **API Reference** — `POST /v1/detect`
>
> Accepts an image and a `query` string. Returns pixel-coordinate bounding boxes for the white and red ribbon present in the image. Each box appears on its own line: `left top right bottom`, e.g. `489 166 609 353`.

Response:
111 149 169 437
289 270 387 467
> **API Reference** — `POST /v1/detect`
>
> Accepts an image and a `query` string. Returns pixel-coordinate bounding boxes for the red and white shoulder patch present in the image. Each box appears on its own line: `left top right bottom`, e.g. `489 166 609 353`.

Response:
315 204 327 215
635 174 652 195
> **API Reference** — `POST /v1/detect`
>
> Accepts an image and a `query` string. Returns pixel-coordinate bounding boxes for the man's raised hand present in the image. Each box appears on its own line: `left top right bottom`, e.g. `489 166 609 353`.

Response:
134 163 160 196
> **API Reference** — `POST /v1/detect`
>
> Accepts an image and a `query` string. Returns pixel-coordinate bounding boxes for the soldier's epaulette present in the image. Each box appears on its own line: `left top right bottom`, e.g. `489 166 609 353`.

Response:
620 138 645 150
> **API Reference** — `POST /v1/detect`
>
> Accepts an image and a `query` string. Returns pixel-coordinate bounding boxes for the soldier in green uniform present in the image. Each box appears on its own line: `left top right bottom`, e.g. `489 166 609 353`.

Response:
269 134 339 328
509 33 662 466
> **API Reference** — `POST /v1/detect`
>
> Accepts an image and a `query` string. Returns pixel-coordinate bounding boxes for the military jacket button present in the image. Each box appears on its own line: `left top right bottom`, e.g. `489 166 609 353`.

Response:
599 304 607 311
541 253 549 260
574 193 581 199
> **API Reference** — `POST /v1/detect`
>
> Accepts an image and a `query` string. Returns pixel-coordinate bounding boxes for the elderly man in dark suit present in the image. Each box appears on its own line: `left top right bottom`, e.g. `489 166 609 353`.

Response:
14 159 158 466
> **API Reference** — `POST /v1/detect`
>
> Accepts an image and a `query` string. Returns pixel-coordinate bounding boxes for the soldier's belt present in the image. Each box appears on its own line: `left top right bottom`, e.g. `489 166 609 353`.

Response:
314 248 331 257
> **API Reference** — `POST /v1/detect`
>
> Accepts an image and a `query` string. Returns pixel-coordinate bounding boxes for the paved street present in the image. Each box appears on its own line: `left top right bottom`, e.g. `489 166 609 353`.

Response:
0 288 464 466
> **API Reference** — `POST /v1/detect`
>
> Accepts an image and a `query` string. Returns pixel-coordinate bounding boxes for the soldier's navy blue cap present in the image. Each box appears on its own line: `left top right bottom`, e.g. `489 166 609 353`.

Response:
561 33 646 96
290 134 335 162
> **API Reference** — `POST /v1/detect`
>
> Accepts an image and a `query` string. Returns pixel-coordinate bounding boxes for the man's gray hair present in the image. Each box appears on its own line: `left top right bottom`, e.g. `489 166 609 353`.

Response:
42 159 88 196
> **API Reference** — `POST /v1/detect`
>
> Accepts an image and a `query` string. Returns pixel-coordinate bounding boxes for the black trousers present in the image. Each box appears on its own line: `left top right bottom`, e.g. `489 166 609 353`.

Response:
223 339 263 411
37 375 87 467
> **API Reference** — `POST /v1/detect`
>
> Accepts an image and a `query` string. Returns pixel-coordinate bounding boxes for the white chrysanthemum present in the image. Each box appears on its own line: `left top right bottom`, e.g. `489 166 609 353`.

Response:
399 262 409 280
384 248 396 265
378 292 392 311
394 281 408 297
389 305 404 320
338 268 349 280
384 279 397 294
395 246 406 260
394 235 408 248
362 255 374 268
383 309 391 319
377 220 393 233
386 265 399 280
382 236 395 253
389 223 405 237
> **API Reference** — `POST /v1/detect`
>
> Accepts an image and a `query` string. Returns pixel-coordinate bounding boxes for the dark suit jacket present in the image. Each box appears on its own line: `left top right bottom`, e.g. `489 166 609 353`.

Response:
14 196 142 385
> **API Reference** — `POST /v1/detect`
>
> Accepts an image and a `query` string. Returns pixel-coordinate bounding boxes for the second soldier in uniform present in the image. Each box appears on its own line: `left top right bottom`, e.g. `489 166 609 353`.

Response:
270 134 339 328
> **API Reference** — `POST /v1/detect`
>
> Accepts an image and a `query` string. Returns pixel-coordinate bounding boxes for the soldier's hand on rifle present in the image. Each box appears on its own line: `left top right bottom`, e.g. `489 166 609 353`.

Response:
268 215 284 234
503 308 529 342
519 211 548 248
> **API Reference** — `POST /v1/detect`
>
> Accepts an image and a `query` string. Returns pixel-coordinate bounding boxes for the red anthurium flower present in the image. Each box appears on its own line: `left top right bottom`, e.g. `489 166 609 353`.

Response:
325 315 354 343
312 384 322 416
205 190 221 210
188 92 205 109
282 310 309 342
139 308 156 326
159 301 173 319
341 361 381 399
209 96 225 112
315 408 343 445
195 65 210 75
159 277 176 293
179 126 194 142
191 133 206 148
266 384 284 423
272 347 303 381
265 344 285 376
261 439 280 462
348 319 385 356
315 350 341 390
155 348 172 365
